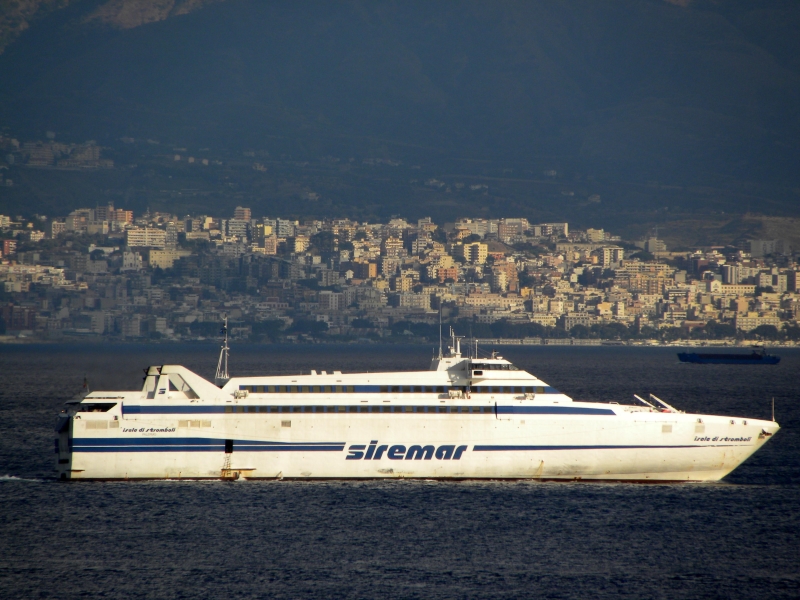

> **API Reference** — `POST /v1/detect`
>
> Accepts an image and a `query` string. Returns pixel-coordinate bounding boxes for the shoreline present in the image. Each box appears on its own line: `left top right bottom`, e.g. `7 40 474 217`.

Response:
1 335 798 348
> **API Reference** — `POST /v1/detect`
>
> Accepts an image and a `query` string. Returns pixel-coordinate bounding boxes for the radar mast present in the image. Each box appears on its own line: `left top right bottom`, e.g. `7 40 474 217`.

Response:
215 315 230 387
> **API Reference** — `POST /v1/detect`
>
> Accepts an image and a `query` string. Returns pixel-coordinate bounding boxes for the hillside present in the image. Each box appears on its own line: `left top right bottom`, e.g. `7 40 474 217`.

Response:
1 0 800 227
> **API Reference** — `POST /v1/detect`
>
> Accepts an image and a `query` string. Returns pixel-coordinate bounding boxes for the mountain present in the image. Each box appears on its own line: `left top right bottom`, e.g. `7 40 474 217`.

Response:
1 0 800 225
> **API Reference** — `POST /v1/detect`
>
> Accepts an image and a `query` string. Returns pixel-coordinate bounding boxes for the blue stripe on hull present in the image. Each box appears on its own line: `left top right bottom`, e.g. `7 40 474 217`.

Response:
496 406 616 416
73 446 346 452
121 405 616 415
473 444 741 451
71 437 346 452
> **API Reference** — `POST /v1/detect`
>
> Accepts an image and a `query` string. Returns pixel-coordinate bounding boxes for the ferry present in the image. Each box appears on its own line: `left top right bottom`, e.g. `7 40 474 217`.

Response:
56 328 779 482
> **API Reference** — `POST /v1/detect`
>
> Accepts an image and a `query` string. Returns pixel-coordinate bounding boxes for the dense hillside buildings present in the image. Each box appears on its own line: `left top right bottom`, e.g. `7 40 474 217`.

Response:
0 208 797 342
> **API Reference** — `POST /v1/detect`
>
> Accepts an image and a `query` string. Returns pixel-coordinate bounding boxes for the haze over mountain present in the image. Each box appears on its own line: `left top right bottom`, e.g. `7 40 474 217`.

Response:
1 0 800 234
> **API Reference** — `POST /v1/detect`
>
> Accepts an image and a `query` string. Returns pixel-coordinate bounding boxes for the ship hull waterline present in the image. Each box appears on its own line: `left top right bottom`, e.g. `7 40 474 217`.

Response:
57 342 779 483
59 413 778 483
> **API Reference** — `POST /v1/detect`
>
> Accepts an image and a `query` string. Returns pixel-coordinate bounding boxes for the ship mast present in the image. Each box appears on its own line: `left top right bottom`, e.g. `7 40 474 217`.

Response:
215 315 230 387
438 307 443 359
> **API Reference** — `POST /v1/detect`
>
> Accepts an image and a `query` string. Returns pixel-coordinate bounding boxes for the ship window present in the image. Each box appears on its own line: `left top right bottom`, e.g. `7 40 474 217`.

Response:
312 386 320 393
473 370 483 376
324 386 332 393
77 403 117 412
224 406 233 413
347 386 354 393
301 386 309 393
379 386 388 393
259 406 267 413
338 406 346 412
248 406 257 413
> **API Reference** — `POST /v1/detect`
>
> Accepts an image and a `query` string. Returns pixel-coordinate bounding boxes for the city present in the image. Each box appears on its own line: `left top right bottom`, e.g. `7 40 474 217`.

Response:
1 205 797 345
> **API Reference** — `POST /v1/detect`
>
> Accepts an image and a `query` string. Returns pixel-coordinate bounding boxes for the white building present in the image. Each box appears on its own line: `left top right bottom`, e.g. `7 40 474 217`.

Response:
126 228 166 249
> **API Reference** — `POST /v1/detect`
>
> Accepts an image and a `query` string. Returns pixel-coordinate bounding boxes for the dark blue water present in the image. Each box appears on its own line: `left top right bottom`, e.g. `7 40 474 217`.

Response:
1 344 798 599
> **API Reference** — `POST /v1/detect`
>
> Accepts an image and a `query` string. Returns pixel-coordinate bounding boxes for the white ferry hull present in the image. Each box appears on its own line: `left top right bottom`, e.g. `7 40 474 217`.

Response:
60 411 778 482
57 343 778 483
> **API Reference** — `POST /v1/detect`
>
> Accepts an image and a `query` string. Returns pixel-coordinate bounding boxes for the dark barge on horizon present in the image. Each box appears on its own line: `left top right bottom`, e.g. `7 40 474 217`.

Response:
677 348 780 365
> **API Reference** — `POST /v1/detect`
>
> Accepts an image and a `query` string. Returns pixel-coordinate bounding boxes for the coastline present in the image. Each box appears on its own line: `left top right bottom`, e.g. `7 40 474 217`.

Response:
1 334 798 348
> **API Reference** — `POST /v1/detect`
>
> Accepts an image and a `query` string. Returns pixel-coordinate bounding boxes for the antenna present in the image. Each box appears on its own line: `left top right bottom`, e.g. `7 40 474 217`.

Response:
215 315 230 387
438 307 443 359
772 397 775 422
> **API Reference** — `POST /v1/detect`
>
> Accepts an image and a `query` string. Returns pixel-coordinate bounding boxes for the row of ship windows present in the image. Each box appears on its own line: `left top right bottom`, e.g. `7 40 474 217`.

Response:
224 405 494 414
237 385 549 394
471 363 520 371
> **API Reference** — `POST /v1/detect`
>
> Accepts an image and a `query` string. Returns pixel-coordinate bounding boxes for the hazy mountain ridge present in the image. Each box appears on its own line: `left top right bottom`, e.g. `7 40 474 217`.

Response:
0 0 73 54
82 0 226 30
1 0 800 224
0 0 224 53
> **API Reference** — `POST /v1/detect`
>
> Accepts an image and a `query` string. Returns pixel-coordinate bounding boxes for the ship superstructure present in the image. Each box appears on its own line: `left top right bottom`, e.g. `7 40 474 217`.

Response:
56 333 779 482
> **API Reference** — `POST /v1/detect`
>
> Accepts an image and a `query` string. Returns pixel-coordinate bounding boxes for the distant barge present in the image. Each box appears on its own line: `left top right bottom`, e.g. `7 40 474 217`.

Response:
677 349 780 365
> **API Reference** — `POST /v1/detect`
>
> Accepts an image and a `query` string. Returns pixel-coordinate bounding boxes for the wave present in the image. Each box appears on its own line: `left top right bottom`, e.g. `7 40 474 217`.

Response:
0 474 43 482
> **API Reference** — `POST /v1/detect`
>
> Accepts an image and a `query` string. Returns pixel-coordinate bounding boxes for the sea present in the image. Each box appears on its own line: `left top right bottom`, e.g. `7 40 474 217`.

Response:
0 343 798 599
